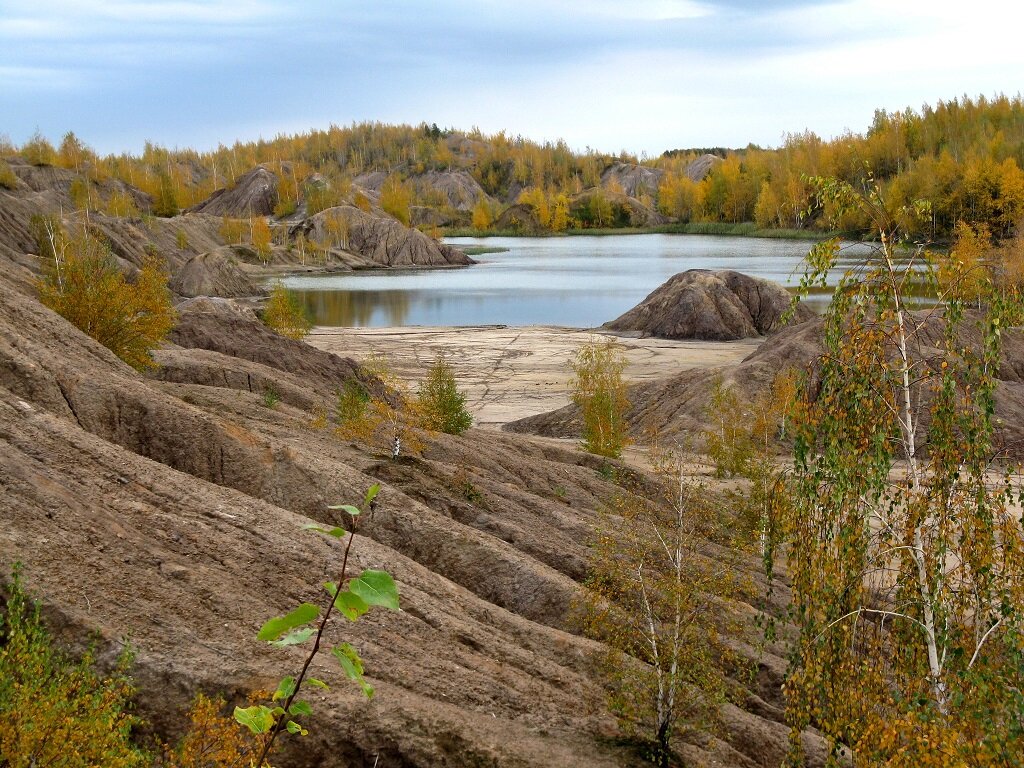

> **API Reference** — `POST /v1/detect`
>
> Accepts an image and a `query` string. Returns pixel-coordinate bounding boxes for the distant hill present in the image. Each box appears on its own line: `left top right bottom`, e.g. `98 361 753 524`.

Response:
4 93 1024 241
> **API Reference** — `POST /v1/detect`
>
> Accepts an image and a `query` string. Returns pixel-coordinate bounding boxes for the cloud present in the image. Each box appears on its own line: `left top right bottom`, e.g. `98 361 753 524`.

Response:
0 0 1021 155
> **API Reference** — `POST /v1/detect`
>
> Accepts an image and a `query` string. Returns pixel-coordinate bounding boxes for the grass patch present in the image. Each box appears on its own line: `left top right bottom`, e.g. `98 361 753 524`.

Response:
458 245 510 256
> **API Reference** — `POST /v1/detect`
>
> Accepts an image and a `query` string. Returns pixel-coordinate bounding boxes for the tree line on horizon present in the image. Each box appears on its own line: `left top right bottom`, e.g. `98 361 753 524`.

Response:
3 93 1024 243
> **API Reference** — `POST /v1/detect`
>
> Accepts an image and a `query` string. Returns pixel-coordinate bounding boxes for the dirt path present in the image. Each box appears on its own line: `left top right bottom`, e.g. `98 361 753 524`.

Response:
308 325 761 429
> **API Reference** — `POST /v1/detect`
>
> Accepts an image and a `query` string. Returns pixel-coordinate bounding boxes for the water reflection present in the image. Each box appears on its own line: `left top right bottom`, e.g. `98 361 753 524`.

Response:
281 234 881 328
297 289 411 327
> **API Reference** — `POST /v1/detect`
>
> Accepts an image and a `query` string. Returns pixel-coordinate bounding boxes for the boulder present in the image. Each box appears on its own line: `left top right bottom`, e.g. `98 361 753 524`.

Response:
604 269 815 341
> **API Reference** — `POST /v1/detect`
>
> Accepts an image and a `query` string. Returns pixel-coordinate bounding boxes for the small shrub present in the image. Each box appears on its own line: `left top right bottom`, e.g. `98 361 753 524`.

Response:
337 379 370 422
21 131 56 166
304 184 339 216
570 339 630 458
307 403 329 430
273 197 297 217
106 190 140 218
353 191 372 213
219 216 247 245
162 692 267 768
0 567 147 767
262 284 311 340
702 377 755 478
0 159 19 189
450 467 484 504
262 385 281 409
419 355 472 435
37 224 177 371
175 229 189 250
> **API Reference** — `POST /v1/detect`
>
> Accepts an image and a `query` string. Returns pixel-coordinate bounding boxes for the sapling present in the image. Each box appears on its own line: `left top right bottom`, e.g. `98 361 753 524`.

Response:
234 485 400 764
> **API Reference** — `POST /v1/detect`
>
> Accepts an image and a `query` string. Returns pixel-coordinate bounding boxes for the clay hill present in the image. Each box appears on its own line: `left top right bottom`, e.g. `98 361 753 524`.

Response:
604 269 816 341
0 162 833 765
0 158 472 302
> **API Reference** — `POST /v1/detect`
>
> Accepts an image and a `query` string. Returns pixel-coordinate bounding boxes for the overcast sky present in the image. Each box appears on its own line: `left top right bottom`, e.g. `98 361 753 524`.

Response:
1 0 1021 158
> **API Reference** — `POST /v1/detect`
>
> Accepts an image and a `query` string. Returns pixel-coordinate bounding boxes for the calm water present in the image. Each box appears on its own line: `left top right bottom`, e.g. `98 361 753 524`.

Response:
281 234 873 328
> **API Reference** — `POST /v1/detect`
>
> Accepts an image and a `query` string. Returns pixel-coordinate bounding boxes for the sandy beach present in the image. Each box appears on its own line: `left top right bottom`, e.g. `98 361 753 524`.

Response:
307 325 761 429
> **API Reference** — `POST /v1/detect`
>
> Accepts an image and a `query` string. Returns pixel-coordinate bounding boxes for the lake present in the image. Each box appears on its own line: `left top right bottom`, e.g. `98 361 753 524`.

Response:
281 234 874 328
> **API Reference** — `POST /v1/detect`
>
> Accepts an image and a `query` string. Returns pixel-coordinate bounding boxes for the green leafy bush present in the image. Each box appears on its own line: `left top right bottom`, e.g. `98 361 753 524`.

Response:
419 355 472 434
570 339 630 458
0 568 147 767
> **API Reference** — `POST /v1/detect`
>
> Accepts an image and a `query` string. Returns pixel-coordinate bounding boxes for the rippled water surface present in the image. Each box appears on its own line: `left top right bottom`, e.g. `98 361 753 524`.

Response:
281 234 873 328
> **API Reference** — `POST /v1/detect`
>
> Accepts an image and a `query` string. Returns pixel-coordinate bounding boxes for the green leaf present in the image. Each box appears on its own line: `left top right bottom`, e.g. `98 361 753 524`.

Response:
332 642 374 698
307 678 329 689
303 524 347 537
286 720 304 735
233 705 275 734
257 603 320 642
323 581 338 598
348 569 400 610
364 483 381 506
273 676 297 701
271 627 315 647
288 700 313 717
326 504 361 517
333 588 369 621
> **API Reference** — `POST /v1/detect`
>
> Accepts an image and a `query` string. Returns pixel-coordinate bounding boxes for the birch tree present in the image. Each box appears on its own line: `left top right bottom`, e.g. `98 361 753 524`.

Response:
579 446 747 766
778 177 1024 765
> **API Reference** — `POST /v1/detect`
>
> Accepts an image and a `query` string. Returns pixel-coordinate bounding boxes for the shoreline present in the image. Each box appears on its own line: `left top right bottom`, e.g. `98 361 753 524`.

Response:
306 324 761 429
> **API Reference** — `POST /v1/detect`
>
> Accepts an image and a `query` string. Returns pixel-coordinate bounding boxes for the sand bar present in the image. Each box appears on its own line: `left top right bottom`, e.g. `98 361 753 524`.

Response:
308 325 761 428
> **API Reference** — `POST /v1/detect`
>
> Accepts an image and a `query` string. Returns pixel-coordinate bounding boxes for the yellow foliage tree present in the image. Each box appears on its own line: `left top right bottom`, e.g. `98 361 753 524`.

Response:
380 174 411 225
37 223 176 371
250 217 273 262
0 569 147 768
570 339 630 458
262 283 311 340
471 196 492 230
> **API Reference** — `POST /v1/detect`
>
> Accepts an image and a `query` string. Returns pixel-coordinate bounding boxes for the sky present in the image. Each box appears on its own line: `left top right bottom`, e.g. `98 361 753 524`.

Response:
1 0 1022 158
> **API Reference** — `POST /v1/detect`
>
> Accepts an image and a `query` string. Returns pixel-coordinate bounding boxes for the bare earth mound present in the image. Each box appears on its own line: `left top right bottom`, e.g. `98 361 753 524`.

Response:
189 166 279 218
604 269 815 341
169 249 259 298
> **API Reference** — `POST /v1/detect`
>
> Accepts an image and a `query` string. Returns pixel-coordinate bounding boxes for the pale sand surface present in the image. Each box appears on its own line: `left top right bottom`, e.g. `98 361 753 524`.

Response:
308 325 761 429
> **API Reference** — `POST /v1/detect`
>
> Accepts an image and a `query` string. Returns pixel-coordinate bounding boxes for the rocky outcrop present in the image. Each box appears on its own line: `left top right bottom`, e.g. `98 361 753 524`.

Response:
601 163 664 198
604 269 815 341
685 153 723 181
302 205 473 267
189 165 279 218
414 170 488 211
